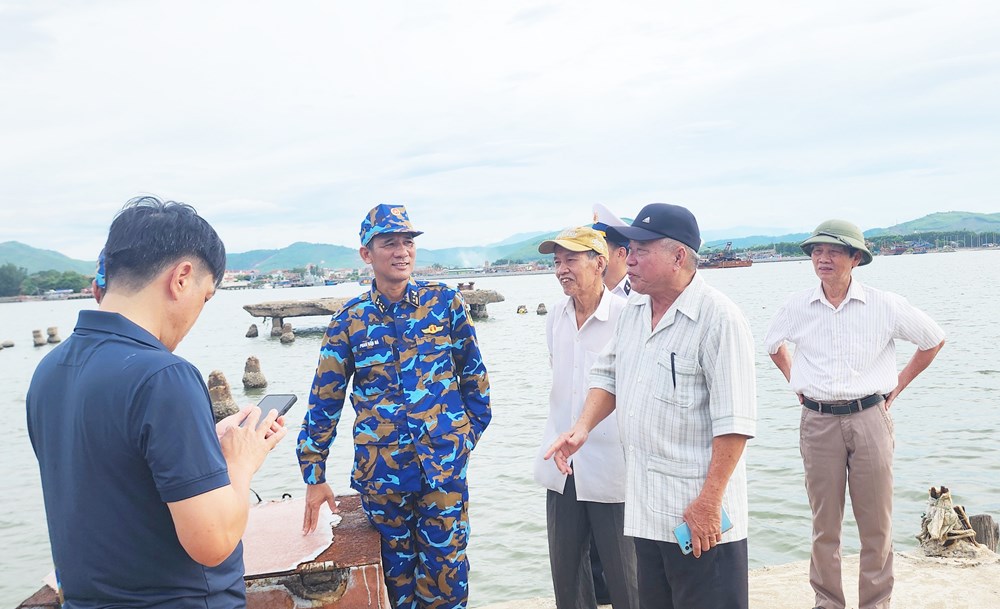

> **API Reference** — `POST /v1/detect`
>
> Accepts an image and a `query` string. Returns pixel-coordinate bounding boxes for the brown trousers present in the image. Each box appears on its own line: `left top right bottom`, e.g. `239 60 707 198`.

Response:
800 403 894 609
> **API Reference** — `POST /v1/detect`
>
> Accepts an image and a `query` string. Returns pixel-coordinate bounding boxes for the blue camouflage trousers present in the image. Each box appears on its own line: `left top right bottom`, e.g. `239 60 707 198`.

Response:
361 477 470 609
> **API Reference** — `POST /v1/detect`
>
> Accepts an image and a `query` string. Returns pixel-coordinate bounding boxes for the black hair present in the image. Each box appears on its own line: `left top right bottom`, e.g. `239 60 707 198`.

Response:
102 196 226 291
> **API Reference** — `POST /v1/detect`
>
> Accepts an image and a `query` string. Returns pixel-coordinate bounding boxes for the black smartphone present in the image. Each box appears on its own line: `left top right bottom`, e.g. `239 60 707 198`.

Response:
240 394 297 428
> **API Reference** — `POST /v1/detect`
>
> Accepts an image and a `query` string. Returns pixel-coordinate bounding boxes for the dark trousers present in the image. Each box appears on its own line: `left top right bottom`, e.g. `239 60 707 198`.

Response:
634 537 748 609
547 475 638 609
591 536 611 604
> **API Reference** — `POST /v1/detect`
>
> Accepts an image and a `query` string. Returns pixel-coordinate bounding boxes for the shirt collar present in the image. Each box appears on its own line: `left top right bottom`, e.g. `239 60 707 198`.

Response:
809 277 867 308
614 274 631 296
564 286 614 323
74 310 168 351
672 272 706 323
627 273 706 324
371 278 420 314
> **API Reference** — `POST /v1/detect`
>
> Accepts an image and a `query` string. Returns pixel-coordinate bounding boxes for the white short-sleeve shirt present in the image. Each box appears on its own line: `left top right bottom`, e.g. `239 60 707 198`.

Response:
534 288 628 502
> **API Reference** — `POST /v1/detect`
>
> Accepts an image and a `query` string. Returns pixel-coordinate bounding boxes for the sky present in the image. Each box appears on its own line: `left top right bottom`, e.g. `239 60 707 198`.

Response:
2 0 999 260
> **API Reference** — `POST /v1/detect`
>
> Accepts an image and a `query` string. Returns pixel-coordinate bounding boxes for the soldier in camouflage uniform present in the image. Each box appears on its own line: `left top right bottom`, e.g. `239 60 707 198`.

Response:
297 204 491 609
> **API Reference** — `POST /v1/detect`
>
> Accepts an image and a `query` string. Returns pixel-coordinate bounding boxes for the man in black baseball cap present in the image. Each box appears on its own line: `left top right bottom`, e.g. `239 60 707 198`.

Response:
604 202 702 253
546 202 756 609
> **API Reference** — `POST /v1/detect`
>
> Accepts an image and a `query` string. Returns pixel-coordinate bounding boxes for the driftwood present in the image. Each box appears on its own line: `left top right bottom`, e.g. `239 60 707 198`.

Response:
970 514 999 552
917 486 995 558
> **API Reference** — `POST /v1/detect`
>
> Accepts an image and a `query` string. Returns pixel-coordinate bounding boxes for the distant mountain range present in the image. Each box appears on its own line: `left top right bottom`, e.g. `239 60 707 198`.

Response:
4 211 999 274
0 241 96 275
702 211 1000 250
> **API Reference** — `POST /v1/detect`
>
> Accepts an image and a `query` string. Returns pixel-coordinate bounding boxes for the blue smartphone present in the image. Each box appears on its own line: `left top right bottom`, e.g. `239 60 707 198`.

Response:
673 507 734 555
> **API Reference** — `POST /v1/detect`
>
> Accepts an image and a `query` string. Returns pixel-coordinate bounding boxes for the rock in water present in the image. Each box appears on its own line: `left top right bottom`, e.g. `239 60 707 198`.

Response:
246 324 259 338
33 330 46 347
207 370 239 423
243 356 268 389
536 303 548 315
279 322 295 344
46 326 61 343
1 340 13 348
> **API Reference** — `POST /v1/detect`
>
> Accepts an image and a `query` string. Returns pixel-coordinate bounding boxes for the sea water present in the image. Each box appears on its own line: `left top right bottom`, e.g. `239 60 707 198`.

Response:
2 250 998 607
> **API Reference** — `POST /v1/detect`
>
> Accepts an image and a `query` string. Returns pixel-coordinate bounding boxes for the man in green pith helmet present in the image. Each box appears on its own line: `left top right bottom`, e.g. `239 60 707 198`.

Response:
765 219 946 609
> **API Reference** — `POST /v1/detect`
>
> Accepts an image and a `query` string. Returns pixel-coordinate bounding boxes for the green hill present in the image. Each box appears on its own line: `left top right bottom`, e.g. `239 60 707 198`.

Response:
0 241 95 275
227 242 363 272
866 211 1000 236
704 233 811 250
493 231 560 262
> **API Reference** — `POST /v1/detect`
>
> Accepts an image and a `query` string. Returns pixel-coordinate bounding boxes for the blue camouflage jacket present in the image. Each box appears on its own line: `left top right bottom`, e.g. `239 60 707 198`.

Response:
297 280 491 493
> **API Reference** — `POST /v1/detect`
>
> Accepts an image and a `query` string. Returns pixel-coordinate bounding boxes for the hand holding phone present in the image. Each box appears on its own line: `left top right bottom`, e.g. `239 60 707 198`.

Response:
673 507 733 555
241 394 297 430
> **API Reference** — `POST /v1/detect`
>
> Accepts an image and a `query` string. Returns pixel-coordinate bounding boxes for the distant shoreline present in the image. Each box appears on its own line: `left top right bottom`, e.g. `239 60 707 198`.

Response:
4 247 996 304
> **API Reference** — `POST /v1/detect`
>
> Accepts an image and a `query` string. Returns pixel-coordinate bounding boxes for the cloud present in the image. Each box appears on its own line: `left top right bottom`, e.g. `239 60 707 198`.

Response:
1 1 999 258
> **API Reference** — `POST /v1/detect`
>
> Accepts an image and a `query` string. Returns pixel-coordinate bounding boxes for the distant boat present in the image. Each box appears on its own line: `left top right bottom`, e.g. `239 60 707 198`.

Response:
880 243 908 255
42 289 74 300
699 242 753 269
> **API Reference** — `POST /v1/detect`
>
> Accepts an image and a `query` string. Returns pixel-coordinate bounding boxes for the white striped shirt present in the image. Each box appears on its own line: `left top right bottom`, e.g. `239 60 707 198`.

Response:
764 279 946 400
589 273 757 543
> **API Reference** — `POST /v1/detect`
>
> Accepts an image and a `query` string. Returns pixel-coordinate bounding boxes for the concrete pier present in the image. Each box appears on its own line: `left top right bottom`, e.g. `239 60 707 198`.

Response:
244 286 504 323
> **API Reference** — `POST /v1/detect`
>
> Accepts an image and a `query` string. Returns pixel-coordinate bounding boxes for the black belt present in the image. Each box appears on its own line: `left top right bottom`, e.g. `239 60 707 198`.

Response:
802 393 884 415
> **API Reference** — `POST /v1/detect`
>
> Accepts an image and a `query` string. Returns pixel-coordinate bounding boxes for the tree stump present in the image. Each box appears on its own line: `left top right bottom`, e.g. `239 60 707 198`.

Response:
970 514 999 552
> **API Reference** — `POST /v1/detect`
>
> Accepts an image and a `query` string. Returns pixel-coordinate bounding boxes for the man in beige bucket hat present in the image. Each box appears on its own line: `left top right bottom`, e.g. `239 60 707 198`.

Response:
764 219 946 609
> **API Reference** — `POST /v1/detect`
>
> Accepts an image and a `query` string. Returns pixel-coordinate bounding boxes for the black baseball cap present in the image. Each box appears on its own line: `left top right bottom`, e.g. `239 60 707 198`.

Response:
606 203 701 252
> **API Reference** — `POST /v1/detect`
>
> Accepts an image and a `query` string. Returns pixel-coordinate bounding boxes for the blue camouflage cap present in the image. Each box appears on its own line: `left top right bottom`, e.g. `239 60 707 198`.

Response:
359 204 424 246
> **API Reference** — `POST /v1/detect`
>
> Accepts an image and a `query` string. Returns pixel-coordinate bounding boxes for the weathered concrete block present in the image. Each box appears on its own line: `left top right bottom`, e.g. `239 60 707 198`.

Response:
46 327 61 343
243 356 268 389
208 370 239 423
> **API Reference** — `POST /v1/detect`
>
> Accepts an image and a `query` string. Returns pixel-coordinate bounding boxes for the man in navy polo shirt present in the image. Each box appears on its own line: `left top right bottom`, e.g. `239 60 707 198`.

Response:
27 196 288 609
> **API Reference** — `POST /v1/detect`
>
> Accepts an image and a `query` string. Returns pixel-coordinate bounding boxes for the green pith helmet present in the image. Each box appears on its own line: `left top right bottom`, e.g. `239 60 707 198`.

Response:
800 219 873 266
